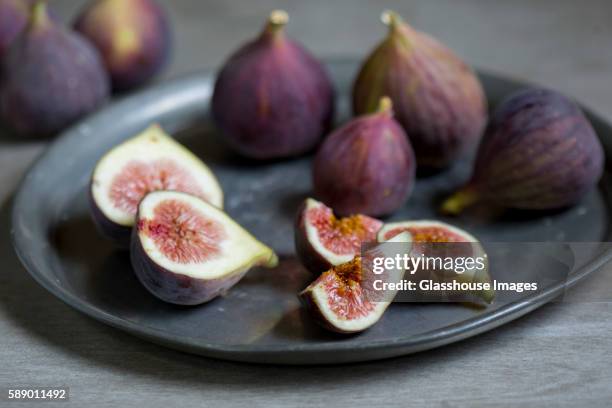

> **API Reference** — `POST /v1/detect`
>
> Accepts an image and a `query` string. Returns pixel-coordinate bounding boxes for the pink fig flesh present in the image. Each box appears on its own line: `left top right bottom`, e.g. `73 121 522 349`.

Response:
294 198 383 274
131 191 278 305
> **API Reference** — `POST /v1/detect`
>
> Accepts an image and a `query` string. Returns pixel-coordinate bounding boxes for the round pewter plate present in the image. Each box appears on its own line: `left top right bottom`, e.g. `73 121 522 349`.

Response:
11 59 612 364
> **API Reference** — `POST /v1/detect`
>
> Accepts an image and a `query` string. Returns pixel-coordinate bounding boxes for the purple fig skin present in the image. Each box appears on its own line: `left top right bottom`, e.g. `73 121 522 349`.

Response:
294 200 334 274
352 11 487 169
88 186 131 248
130 226 246 305
74 0 171 92
313 97 416 217
0 2 110 138
212 10 335 160
299 291 358 335
442 88 605 214
0 0 29 60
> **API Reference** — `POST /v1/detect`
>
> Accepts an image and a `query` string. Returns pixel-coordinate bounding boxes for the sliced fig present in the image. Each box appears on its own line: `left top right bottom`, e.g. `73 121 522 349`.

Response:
90 124 223 246
294 198 383 275
378 220 494 304
131 191 278 305
300 232 411 333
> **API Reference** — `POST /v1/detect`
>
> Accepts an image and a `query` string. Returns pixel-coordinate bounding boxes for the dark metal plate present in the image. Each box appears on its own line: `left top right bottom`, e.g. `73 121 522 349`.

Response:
11 59 612 364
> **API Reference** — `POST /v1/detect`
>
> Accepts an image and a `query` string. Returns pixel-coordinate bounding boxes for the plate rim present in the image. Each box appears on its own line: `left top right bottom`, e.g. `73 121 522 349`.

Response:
10 58 612 364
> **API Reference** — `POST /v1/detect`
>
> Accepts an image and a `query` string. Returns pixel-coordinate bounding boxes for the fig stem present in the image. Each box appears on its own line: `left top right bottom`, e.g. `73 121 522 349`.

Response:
30 1 49 28
377 96 394 114
381 9 402 30
440 187 479 215
266 9 289 34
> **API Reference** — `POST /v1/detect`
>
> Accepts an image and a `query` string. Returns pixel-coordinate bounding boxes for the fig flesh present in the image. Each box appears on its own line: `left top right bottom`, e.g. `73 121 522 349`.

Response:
74 0 172 92
90 124 223 247
300 232 411 333
0 0 29 60
294 198 383 275
131 191 278 305
352 10 487 168
442 88 604 214
0 1 110 137
313 97 416 217
378 220 494 304
212 10 334 159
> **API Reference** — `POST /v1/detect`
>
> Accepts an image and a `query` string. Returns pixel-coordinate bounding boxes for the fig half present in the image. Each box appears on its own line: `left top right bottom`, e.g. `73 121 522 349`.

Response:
90 124 223 247
379 220 494 304
131 191 278 305
300 232 411 333
294 198 383 275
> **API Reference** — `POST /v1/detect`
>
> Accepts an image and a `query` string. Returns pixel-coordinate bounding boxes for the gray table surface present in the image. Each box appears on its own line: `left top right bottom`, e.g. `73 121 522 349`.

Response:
2 0 612 406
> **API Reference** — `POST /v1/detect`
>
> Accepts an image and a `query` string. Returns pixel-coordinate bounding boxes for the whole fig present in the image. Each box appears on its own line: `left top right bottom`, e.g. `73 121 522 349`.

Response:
74 0 171 92
0 1 110 137
353 10 487 169
441 88 604 214
212 10 334 160
313 97 416 217
0 0 29 61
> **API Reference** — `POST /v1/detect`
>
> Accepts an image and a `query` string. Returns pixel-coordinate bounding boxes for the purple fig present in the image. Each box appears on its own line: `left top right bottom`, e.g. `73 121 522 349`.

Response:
441 88 604 214
0 0 29 61
353 10 487 169
74 0 171 92
313 97 416 217
212 10 335 160
0 1 110 137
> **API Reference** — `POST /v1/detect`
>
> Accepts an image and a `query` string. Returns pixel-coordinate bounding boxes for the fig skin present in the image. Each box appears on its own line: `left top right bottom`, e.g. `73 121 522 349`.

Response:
313 97 416 217
211 10 335 160
0 1 110 138
442 88 604 214
352 10 487 169
0 0 29 60
131 227 248 305
74 0 171 92
294 198 383 275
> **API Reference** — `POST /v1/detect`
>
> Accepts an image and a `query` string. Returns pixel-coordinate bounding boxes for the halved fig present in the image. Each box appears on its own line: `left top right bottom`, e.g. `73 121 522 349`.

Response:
378 220 494 304
294 198 383 274
131 191 278 305
300 232 411 333
90 124 223 246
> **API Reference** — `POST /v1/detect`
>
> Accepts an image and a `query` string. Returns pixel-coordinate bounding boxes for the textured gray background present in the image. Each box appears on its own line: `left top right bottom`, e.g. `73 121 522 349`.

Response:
1 0 612 407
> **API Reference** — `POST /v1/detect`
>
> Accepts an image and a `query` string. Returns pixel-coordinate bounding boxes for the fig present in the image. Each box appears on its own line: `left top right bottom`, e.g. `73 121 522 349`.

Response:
378 220 494 304
90 124 223 247
352 10 487 168
313 97 416 217
74 0 172 92
441 88 604 214
0 1 110 137
300 232 411 333
0 0 29 60
211 10 334 159
131 191 278 305
294 197 383 275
